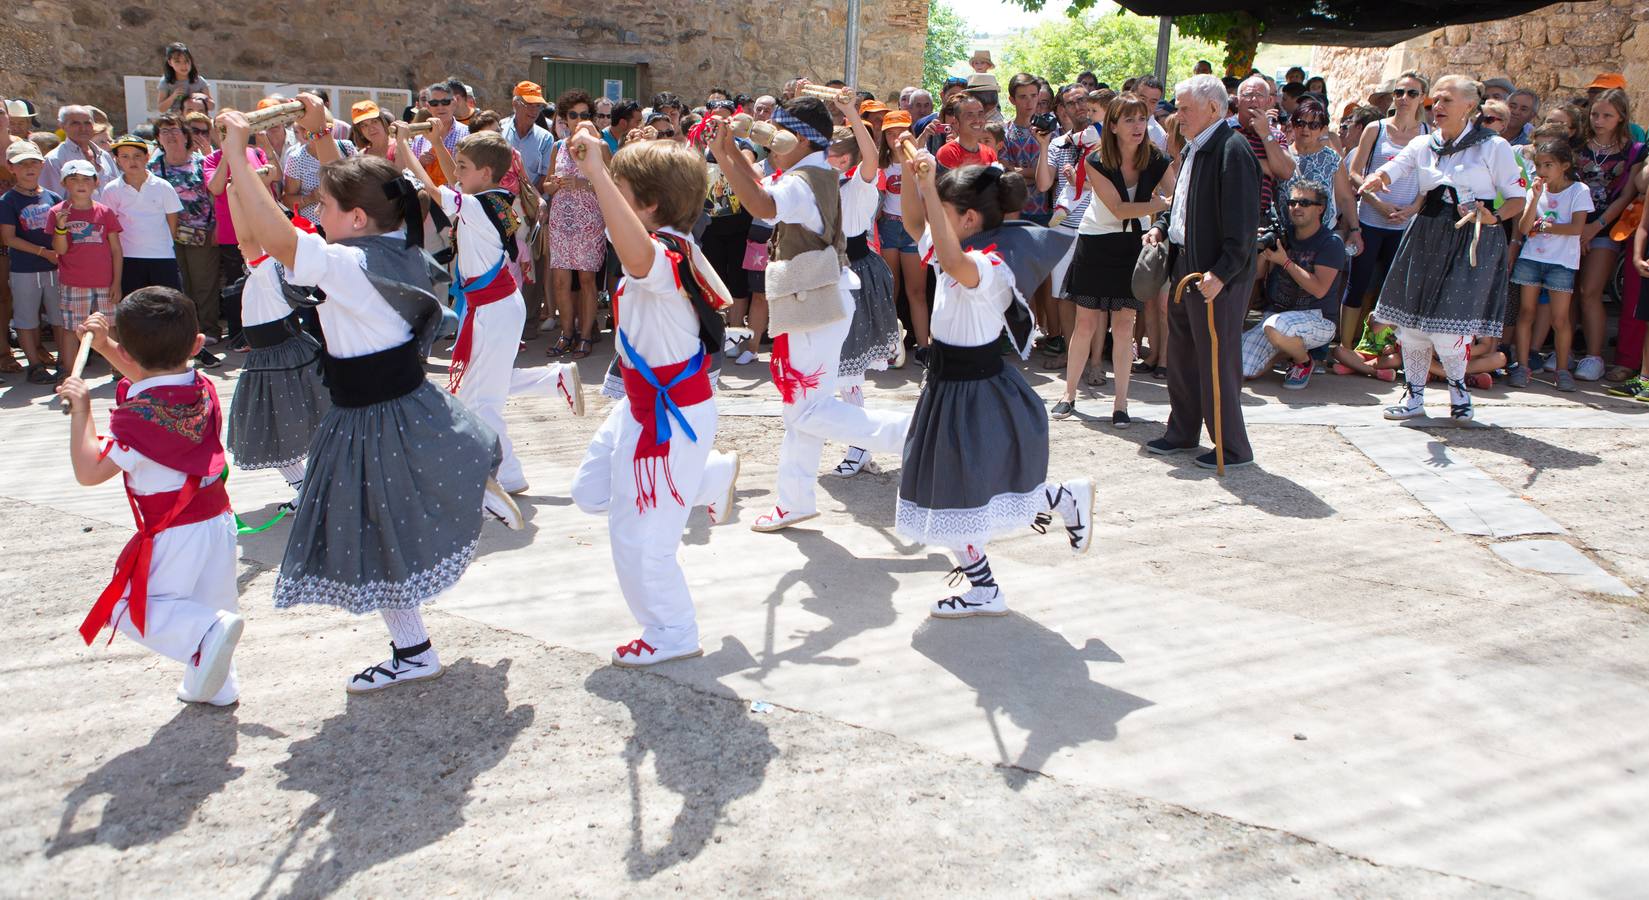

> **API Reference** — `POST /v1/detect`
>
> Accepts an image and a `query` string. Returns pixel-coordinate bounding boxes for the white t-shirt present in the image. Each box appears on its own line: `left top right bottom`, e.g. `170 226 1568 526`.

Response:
99 174 183 259
770 152 859 305
1521 181 1594 270
241 255 291 327
287 230 415 358
881 161 905 218
437 186 513 284
917 231 1012 347
614 227 706 369
840 169 880 238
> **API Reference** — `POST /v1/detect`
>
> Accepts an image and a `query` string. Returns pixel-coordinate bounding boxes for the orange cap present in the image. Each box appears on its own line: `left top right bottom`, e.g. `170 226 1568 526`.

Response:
351 100 381 124
513 81 548 105
859 99 891 116
881 110 912 130
256 96 285 110
1587 72 1627 91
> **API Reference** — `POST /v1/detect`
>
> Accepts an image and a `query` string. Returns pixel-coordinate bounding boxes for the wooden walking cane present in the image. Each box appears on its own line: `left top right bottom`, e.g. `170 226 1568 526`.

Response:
58 337 95 416
1172 271 1223 474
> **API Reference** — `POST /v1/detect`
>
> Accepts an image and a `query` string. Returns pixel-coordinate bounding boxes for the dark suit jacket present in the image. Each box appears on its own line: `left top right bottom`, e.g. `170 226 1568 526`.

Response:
1153 122 1262 287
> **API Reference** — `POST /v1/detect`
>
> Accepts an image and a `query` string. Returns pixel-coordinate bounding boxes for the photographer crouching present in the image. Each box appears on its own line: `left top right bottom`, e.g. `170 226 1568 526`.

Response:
1240 180 1347 389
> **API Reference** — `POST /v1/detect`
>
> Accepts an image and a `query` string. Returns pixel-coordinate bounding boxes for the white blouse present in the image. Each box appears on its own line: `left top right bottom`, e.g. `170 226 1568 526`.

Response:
1375 132 1527 208
840 170 880 238
919 231 1012 347
287 230 416 359
240 256 291 328
613 227 707 369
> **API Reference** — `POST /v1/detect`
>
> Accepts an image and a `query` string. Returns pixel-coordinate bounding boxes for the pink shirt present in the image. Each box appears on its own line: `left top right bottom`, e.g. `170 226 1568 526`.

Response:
51 200 122 288
202 146 269 245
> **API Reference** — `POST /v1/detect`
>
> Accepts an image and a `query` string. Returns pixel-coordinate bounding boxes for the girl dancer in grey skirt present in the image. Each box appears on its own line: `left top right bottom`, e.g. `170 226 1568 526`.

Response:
223 186 328 503
898 156 1095 618
219 102 519 693
1362 75 1527 424
827 117 903 478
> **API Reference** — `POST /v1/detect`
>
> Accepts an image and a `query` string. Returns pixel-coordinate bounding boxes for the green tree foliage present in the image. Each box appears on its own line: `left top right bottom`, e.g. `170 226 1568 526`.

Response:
924 0 971 96
1000 11 1219 95
1174 12 1265 76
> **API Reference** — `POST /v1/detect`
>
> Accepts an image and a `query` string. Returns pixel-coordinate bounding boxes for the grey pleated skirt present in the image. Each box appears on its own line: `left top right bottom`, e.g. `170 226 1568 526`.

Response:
1372 208 1510 338
838 251 903 379
896 361 1050 552
272 381 502 613
227 333 330 470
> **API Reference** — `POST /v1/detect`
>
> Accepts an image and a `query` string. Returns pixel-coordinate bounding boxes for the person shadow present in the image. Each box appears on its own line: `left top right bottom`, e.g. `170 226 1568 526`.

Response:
251 658 533 899
911 614 1151 790
46 706 265 857
585 666 779 880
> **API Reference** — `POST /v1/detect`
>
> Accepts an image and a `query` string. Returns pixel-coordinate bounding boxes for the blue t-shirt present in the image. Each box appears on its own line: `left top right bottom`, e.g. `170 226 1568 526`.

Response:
0 187 63 274
1265 224 1347 317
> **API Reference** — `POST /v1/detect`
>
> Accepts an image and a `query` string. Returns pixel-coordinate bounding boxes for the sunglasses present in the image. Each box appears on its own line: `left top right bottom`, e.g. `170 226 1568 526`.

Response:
566 110 594 120
1285 199 1323 208
1480 115 1504 124
594 113 611 120
1394 89 1423 99
189 127 211 136
1296 119 1327 129
427 98 453 107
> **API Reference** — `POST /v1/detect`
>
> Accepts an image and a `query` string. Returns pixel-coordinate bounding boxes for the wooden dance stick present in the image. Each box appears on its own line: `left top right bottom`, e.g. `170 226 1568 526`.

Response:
58 338 94 416
896 136 931 176
1454 209 1484 267
799 84 857 106
727 114 799 154
568 122 601 159
1172 272 1222 475
219 100 308 138
404 120 435 134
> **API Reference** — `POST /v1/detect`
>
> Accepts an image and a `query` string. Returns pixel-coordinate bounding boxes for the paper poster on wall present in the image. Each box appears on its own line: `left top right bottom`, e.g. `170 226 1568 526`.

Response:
603 79 623 102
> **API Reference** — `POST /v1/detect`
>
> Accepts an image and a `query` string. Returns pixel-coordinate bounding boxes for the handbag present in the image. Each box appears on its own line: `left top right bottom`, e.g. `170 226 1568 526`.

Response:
1132 238 1169 303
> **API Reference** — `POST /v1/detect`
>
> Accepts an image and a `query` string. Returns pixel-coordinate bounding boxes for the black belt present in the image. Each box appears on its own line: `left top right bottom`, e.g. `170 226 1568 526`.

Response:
320 338 425 408
846 233 871 262
1419 185 1465 219
242 315 301 350
927 339 1004 382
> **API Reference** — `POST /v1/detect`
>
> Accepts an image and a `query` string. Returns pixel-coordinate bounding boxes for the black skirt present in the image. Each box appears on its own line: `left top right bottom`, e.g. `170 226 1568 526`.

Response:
1063 231 1145 311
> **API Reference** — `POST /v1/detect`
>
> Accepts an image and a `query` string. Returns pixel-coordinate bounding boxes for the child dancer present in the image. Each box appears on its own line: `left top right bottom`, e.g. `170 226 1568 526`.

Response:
222 184 328 502
826 110 902 478
1509 139 1591 391
709 93 910 532
396 121 585 495
564 130 741 666
57 291 244 705
900 157 1094 617
219 102 515 692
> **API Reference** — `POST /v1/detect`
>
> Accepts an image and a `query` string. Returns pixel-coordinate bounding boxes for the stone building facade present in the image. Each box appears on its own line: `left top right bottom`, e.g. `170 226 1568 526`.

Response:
0 0 927 130
1311 1 1647 118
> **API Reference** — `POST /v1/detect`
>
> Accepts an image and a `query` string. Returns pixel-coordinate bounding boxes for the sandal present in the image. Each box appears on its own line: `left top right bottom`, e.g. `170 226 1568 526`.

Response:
26 364 57 385
546 333 574 357
0 355 22 373
570 338 594 360
1085 367 1106 387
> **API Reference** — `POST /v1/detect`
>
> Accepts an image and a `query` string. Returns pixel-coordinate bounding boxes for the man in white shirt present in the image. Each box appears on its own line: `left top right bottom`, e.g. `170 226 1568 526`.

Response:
41 105 118 196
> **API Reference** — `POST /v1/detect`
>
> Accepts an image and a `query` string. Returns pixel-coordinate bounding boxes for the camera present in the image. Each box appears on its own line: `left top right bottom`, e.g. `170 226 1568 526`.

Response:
1256 211 1285 253
1030 112 1058 134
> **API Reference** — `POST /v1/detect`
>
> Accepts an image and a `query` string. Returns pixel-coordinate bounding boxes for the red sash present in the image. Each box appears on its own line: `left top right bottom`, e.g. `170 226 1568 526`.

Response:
79 475 231 645
447 267 518 393
619 358 712 511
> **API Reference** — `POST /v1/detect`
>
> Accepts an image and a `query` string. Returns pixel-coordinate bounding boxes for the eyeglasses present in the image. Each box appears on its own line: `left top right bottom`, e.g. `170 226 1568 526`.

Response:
1296 119 1327 129
566 110 594 120
1285 199 1323 208
595 113 611 120
428 98 453 107
1480 115 1504 124
1394 89 1423 99
189 127 211 136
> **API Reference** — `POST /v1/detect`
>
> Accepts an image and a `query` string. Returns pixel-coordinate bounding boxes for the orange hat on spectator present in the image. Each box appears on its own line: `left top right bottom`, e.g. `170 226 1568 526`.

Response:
859 99 891 116
881 110 912 130
1586 73 1627 91
513 81 548 105
351 101 381 124
256 96 285 111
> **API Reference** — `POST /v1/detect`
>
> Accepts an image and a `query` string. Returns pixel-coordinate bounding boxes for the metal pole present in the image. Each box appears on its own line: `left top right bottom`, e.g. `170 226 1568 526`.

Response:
845 0 861 85
1154 15 1171 85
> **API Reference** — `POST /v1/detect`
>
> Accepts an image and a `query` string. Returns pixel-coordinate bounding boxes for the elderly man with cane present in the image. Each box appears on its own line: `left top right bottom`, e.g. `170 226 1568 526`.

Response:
1142 74 1262 472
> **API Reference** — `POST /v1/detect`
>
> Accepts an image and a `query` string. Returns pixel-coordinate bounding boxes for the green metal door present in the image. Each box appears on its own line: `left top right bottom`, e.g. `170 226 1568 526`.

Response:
541 59 640 106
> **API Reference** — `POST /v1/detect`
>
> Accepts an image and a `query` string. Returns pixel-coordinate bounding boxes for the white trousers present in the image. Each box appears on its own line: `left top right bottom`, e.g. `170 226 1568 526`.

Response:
775 299 911 515
456 290 570 490
110 513 239 667
1397 326 1470 387
571 397 718 650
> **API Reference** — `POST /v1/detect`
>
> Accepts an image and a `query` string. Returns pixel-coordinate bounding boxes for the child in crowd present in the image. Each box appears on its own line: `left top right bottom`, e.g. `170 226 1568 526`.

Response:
1332 318 1401 380
566 129 741 666
396 120 585 496
1428 336 1505 390
219 100 514 692
102 135 183 295
56 289 244 706
50 159 122 380
1510 139 1592 391
0 140 64 383
981 121 1005 157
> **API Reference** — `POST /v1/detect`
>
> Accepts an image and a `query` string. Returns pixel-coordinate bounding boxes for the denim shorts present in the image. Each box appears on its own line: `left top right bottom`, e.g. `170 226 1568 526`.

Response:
1511 257 1577 294
876 215 918 254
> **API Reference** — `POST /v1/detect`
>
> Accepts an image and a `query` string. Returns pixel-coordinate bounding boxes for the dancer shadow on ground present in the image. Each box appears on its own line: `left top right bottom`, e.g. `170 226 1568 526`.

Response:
1427 425 1602 489
585 666 778 880
912 614 1151 790
47 706 261 856
747 529 948 681
252 658 532 899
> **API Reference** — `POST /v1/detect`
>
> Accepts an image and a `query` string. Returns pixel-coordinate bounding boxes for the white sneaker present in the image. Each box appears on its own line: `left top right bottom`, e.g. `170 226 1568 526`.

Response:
179 666 240 706
557 363 586 416
832 447 869 478
1383 385 1426 420
611 637 704 667
891 324 908 369
483 479 525 530
704 451 740 526
180 612 244 704
1046 479 1095 556
347 642 443 693
751 506 820 533
1541 353 1558 373
736 349 758 366
931 585 1008 618
1576 355 1605 382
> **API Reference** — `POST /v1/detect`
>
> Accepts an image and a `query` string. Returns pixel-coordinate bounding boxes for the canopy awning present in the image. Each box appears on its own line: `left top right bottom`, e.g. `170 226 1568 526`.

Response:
1117 0 1558 46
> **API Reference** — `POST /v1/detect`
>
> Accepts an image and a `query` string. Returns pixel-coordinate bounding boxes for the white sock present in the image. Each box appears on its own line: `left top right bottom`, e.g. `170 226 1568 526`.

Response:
1400 340 1433 396
277 461 306 489
380 607 431 653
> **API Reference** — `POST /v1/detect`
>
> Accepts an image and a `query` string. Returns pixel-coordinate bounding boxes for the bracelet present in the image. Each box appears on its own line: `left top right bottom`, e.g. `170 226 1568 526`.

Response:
54 227 69 235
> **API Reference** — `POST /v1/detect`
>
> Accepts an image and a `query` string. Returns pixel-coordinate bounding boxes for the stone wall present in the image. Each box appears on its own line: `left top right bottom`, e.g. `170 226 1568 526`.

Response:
1310 1 1648 118
0 0 927 131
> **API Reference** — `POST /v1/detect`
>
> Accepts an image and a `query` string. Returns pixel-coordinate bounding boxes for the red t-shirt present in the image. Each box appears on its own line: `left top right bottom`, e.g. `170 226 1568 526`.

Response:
51 200 122 288
935 140 999 170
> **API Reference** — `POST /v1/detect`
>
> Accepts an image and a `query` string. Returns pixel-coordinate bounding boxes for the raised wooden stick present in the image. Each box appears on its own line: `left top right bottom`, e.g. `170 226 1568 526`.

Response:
59 338 94 415
799 84 856 106
896 136 931 175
